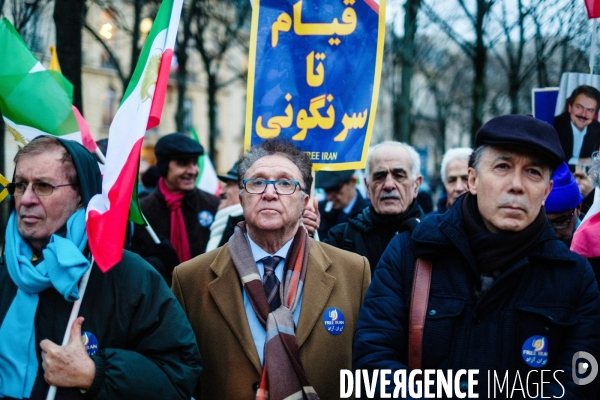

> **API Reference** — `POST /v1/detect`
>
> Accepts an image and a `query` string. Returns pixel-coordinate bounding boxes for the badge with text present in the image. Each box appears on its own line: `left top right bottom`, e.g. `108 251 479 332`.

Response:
522 335 548 368
323 307 345 335
198 210 214 227
81 331 99 356
245 0 386 171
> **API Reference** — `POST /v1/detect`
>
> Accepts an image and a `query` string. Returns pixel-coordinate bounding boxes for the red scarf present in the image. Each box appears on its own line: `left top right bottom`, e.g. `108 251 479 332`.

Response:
158 178 191 262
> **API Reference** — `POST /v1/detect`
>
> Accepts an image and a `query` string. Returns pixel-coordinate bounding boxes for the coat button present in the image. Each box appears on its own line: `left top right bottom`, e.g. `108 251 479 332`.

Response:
428 309 436 316
252 382 259 392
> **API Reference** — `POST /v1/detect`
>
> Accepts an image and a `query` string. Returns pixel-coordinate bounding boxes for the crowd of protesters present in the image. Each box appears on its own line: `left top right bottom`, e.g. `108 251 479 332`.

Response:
3 92 600 398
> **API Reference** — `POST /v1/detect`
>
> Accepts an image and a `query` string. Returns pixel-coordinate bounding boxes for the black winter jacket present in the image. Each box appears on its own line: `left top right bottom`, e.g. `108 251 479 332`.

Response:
324 201 423 273
353 196 600 398
0 251 202 400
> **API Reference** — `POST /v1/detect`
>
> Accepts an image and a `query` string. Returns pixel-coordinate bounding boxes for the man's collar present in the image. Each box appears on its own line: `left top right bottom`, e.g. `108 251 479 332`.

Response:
570 121 588 135
342 192 359 214
246 233 293 262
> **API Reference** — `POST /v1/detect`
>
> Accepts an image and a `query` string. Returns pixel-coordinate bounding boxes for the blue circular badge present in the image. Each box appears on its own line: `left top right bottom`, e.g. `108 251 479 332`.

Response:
323 307 345 335
521 335 548 368
198 210 214 227
81 331 99 356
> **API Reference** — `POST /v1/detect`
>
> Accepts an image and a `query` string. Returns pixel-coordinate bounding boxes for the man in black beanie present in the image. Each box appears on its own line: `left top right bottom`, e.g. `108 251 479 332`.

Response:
354 115 600 397
131 133 219 285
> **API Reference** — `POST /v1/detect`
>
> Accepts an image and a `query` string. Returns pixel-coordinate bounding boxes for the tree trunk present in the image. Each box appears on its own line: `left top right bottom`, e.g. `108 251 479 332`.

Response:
470 2 488 145
399 0 421 144
176 2 196 133
53 0 84 112
207 73 218 162
175 44 188 133
128 0 143 87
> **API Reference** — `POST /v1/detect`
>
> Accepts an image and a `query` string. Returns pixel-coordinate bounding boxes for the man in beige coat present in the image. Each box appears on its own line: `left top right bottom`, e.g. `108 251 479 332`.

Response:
172 139 370 400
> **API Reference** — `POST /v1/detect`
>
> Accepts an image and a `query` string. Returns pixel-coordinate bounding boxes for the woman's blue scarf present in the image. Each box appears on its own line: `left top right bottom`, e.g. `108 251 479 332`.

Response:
0 209 90 399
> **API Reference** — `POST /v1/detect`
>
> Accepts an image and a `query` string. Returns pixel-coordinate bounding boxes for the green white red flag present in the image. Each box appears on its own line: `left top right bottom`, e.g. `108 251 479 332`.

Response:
86 0 184 272
190 128 221 195
0 18 97 152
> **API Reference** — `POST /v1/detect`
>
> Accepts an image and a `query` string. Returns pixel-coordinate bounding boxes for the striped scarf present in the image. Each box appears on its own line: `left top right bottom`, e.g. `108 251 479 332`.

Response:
229 222 319 400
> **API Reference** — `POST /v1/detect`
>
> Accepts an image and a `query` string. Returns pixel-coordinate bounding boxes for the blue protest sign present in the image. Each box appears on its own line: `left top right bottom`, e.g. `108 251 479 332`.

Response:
245 0 385 170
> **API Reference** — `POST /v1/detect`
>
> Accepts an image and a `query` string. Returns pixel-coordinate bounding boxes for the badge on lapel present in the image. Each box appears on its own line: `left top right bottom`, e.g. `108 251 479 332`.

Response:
323 307 345 335
198 210 214 227
521 335 548 368
81 331 99 356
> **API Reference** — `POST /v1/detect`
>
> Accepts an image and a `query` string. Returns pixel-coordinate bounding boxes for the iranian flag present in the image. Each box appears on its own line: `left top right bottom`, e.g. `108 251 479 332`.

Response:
86 0 184 272
190 128 221 195
0 18 96 152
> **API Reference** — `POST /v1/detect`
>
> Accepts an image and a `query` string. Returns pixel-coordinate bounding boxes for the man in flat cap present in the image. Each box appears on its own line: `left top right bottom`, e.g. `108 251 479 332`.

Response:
0 136 201 399
132 133 220 285
315 170 369 238
354 115 600 397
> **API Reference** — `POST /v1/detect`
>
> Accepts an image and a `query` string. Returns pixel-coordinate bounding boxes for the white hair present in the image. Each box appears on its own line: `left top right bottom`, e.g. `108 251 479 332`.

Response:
365 141 421 180
440 147 473 185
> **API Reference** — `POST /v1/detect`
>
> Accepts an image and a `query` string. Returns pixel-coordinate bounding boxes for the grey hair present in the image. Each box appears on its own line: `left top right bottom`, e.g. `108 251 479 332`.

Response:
366 141 421 180
14 136 77 184
440 147 473 185
237 139 313 195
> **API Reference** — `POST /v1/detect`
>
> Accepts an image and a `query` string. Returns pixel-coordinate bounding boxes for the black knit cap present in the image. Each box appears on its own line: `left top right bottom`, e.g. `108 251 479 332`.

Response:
155 133 204 177
315 170 354 190
475 114 565 167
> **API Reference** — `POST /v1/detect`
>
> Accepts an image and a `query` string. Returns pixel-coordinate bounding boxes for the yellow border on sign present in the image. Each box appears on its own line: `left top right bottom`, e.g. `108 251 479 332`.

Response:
313 0 386 172
244 0 387 172
244 0 261 151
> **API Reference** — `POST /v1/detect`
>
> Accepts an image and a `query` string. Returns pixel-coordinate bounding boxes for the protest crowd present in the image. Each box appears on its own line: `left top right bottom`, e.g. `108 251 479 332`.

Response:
2 0 600 397
4 108 600 399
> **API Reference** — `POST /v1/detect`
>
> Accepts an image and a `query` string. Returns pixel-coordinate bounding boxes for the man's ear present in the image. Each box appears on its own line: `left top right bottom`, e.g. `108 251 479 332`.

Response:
364 178 371 200
541 180 554 205
414 175 423 195
467 167 478 195
77 195 83 210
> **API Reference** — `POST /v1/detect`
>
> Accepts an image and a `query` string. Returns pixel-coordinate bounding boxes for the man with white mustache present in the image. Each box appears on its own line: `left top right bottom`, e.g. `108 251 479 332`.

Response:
325 141 424 275
354 115 600 398
554 85 600 163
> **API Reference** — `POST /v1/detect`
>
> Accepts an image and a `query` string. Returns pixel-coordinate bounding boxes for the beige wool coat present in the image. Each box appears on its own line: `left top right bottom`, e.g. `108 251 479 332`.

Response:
172 239 370 400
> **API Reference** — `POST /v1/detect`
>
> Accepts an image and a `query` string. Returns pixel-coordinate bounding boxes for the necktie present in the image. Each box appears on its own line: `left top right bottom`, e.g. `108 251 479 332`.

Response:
262 256 282 312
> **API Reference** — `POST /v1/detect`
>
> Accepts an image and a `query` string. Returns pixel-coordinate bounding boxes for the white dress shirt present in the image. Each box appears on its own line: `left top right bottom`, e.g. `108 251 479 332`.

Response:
242 234 303 365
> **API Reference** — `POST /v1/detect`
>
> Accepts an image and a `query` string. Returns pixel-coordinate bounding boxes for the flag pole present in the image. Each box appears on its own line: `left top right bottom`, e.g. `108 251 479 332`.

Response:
94 148 106 164
591 18 598 75
144 219 161 244
45 259 94 400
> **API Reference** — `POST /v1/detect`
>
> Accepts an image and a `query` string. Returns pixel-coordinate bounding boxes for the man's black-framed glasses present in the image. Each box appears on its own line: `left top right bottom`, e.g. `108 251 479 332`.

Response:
549 210 575 230
7 182 78 197
243 179 303 195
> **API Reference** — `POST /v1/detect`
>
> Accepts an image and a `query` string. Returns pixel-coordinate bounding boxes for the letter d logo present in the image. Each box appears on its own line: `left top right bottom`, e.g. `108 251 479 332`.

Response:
572 351 598 385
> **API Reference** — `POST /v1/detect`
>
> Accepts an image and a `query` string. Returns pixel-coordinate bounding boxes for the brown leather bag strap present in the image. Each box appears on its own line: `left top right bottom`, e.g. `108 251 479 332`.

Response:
408 257 432 371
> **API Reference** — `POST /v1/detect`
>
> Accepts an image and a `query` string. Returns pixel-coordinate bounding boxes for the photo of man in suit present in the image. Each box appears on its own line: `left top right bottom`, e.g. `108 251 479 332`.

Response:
172 139 370 400
553 85 600 164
